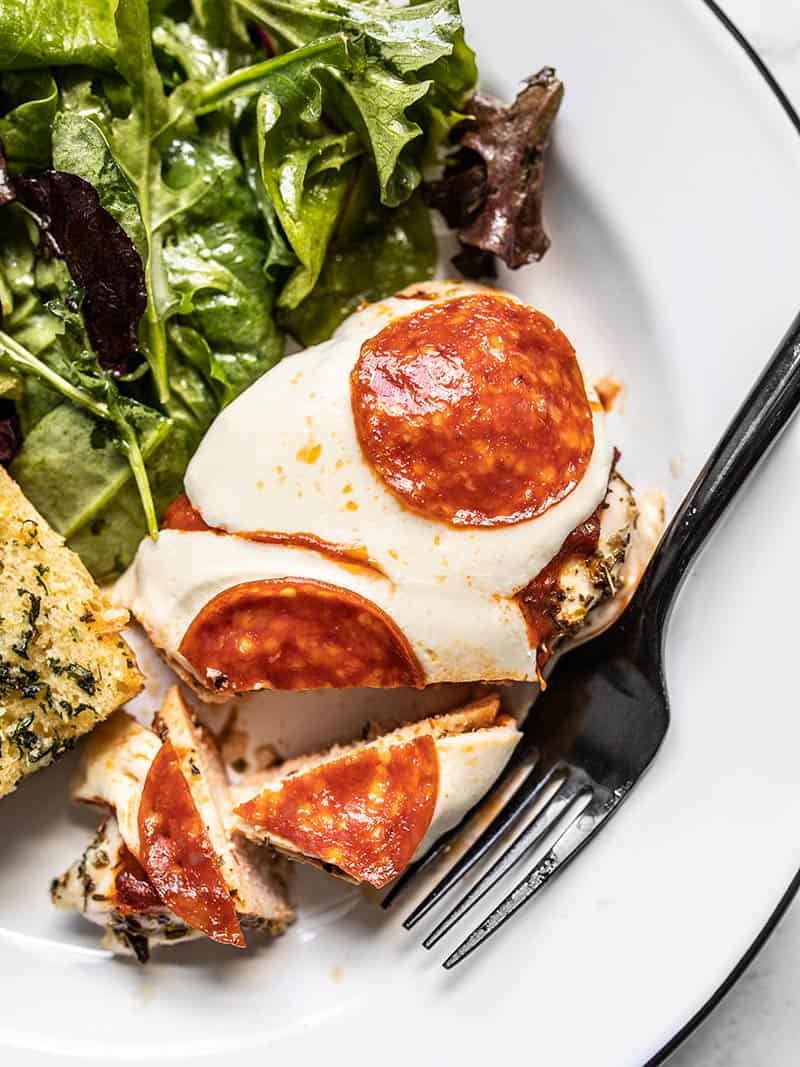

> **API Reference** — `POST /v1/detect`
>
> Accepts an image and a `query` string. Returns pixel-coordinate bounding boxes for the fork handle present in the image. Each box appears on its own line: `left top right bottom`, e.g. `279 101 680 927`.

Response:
634 310 800 629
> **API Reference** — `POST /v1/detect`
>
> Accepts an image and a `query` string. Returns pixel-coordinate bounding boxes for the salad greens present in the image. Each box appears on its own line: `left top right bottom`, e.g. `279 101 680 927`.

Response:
424 68 565 274
0 0 562 582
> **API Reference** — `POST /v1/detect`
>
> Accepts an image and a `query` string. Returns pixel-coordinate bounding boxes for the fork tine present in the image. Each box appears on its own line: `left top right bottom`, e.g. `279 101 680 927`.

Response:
422 771 588 948
401 759 560 929
442 795 614 969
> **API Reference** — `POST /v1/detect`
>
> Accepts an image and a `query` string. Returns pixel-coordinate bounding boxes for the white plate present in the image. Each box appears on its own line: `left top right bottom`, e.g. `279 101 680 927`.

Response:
3 1 800 1063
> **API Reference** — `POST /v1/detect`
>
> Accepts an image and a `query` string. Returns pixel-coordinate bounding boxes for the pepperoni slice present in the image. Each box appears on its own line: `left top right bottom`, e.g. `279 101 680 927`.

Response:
235 736 439 888
138 741 244 947
350 294 595 526
179 578 423 693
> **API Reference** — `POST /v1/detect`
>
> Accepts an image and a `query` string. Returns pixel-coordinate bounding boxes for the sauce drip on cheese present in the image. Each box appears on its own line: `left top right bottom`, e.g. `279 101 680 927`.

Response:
179 578 423 693
350 294 594 526
163 494 385 577
235 735 439 888
516 508 602 663
138 740 245 947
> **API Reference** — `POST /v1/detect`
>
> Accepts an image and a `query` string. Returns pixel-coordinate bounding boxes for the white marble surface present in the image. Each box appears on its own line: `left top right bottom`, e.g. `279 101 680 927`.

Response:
667 2 800 1065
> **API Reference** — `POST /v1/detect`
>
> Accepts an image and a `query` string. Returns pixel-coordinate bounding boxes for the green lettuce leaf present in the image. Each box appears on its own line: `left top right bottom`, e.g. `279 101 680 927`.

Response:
164 218 284 402
11 399 170 539
199 33 428 207
0 0 119 70
0 71 58 172
281 185 435 345
232 0 465 77
255 81 361 306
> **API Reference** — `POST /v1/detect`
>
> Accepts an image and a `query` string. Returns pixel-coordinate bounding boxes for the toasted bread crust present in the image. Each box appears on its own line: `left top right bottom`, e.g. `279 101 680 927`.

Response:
0 468 142 798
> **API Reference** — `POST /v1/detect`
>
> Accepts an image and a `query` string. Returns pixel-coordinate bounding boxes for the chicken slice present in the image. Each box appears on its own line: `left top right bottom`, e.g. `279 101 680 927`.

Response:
54 688 293 957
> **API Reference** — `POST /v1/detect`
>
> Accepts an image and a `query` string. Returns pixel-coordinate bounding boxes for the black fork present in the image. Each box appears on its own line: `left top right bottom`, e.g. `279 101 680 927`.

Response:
383 310 800 968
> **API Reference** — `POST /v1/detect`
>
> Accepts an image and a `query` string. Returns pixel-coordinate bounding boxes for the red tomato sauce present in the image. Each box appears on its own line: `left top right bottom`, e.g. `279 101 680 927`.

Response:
515 508 602 665
162 494 385 577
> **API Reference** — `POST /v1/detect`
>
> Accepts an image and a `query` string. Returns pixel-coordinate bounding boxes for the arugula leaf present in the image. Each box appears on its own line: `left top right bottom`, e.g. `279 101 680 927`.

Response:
231 0 476 202
255 85 359 306
0 71 58 172
105 0 188 403
199 34 428 207
281 185 435 345
0 0 119 70
240 115 297 279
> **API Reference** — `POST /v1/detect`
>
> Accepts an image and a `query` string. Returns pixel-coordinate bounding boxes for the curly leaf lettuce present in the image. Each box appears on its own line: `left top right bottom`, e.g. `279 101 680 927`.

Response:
232 0 466 78
426 68 565 273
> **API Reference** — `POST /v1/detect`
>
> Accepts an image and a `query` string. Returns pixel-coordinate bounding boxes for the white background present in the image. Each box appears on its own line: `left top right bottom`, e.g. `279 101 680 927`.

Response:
669 2 800 1065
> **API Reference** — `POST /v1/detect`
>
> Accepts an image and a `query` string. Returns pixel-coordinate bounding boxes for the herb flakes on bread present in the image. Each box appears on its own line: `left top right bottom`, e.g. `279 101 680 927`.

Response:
0 467 141 798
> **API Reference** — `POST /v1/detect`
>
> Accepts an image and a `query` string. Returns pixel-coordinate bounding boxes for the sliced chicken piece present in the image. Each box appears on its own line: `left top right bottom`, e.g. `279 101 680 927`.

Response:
550 471 639 641
51 816 198 961
72 711 161 853
232 695 522 889
155 689 293 935
56 688 293 957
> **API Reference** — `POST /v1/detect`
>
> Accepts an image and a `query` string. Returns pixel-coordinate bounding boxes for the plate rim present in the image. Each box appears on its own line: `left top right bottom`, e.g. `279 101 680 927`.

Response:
646 3 800 1063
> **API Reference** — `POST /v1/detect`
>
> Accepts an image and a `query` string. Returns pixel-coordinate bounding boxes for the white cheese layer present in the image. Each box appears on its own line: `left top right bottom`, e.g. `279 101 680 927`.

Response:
118 281 616 689
120 530 534 684
414 722 521 858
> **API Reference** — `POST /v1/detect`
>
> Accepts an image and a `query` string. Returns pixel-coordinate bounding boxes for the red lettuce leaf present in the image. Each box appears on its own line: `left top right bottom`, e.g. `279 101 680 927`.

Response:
0 400 21 466
425 67 564 274
13 170 146 375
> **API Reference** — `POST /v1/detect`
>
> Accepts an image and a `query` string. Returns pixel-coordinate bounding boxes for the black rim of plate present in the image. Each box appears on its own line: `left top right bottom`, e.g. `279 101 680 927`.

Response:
646 2 800 1065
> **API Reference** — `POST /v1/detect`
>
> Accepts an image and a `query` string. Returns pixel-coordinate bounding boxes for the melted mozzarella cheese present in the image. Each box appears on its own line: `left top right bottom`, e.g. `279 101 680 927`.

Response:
120 530 535 684
415 722 521 858
117 281 616 689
